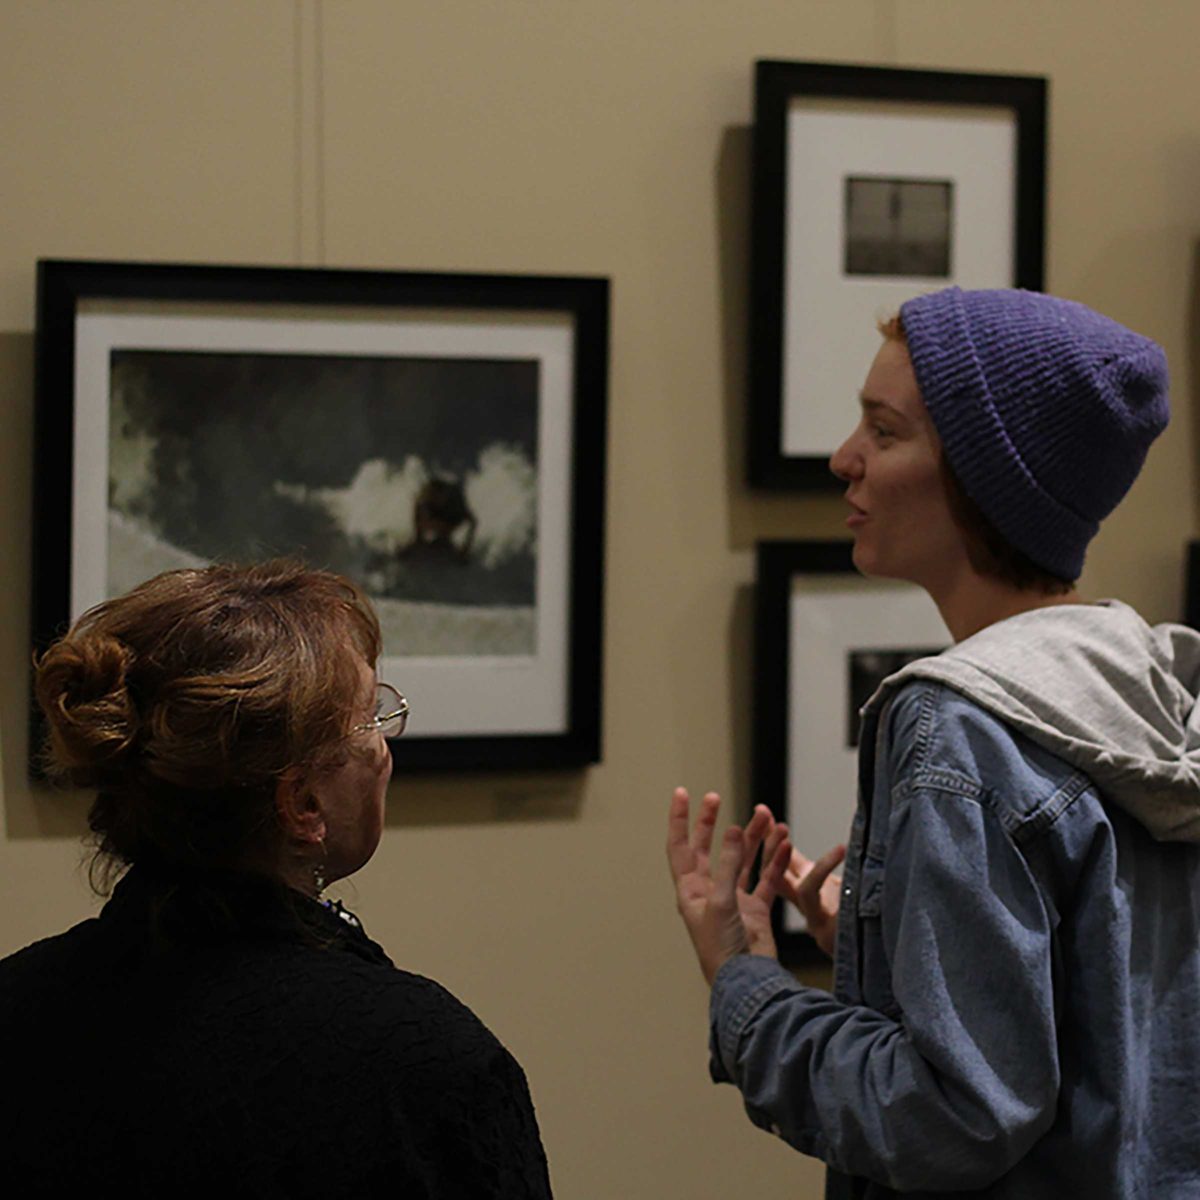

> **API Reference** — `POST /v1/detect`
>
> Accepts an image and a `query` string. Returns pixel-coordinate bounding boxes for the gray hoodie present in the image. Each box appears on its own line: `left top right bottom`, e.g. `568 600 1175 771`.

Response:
868 599 1200 843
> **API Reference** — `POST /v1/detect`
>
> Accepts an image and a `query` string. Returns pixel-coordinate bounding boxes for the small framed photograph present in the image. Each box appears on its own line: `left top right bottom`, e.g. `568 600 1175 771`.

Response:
753 541 949 964
33 260 609 772
748 60 1047 488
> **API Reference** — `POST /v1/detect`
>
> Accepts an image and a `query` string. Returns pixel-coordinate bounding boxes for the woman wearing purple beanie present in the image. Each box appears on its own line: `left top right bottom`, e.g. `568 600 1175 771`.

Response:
667 287 1200 1198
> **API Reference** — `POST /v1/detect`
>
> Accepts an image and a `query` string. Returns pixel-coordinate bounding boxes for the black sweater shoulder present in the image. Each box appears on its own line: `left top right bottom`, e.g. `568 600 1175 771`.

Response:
0 872 552 1199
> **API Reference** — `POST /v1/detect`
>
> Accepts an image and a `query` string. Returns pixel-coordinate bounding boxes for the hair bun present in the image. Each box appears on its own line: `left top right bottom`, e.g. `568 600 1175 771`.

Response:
35 633 139 782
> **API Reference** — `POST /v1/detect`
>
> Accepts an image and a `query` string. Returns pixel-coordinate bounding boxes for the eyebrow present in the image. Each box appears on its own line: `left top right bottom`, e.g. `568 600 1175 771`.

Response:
858 396 909 423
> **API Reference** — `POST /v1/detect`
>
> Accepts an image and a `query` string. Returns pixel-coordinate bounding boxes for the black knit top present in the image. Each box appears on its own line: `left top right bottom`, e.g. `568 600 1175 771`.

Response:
0 866 553 1198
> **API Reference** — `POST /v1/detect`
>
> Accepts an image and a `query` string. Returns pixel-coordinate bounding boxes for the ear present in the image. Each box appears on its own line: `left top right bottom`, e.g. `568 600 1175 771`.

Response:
274 769 327 845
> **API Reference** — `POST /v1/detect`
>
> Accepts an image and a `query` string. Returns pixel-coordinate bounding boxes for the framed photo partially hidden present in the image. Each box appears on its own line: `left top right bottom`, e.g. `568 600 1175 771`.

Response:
1185 540 1200 630
753 541 949 964
748 60 1047 488
33 260 609 772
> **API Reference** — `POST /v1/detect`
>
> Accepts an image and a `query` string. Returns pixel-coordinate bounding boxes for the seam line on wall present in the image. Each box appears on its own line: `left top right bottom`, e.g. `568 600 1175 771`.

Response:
295 0 324 265
314 0 326 266
293 0 303 262
875 0 899 64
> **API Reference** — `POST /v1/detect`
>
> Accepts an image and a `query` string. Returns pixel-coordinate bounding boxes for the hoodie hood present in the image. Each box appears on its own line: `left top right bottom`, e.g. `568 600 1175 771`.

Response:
864 600 1200 843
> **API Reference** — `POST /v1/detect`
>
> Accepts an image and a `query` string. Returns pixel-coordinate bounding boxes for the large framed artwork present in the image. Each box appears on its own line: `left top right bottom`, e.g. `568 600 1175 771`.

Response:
748 60 1047 488
33 260 609 772
753 541 949 964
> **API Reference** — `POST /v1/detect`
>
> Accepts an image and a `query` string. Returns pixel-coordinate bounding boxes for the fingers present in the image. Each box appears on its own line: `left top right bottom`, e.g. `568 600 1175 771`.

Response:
785 841 845 885
667 787 724 879
690 791 722 868
807 843 848 889
666 786 693 877
787 848 814 878
712 825 744 910
793 843 847 915
668 788 786 901
753 821 792 902
737 805 773 889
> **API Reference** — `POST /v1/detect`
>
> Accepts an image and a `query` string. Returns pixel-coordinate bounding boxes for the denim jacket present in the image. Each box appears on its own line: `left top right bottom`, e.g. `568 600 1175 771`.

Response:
711 603 1200 1198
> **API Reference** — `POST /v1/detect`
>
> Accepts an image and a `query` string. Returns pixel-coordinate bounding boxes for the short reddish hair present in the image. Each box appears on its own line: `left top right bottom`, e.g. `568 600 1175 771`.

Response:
35 560 382 884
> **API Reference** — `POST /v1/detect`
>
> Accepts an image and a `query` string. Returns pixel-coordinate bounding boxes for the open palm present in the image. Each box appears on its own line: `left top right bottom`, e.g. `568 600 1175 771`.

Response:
666 788 792 985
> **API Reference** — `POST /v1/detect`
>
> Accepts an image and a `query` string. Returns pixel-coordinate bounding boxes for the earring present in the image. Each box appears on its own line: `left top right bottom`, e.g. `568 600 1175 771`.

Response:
312 839 327 898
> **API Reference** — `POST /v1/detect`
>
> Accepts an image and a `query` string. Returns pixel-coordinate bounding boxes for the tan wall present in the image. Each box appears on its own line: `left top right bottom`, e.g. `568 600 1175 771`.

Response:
1 2 1196 1196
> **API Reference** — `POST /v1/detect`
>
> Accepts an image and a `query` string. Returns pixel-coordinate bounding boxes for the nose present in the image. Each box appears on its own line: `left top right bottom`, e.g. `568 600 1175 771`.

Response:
829 430 864 482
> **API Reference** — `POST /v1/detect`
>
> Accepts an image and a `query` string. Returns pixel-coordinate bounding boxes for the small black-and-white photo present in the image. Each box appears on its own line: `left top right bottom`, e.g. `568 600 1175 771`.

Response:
846 646 944 747
843 176 954 278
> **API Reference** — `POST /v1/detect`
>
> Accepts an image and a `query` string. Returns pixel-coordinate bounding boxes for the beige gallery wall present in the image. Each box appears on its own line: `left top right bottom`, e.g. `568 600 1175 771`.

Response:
1 2 1197 1196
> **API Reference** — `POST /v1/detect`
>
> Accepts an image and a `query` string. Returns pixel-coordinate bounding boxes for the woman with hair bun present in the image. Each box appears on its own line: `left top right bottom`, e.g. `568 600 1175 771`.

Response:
0 560 552 1198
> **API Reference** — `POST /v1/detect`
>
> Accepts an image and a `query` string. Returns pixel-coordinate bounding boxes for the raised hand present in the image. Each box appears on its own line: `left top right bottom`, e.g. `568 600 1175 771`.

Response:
666 787 793 985
777 843 847 958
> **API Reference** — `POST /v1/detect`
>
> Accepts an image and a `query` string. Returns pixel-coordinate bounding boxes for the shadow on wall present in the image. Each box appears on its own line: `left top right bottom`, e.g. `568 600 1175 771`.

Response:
383 772 585 830
727 582 754 821
713 126 851 551
0 331 92 840
7 723 93 841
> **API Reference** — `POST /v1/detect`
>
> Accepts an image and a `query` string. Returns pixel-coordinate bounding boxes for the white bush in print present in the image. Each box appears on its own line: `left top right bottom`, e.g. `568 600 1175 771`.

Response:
466 444 537 570
279 457 426 553
282 445 537 573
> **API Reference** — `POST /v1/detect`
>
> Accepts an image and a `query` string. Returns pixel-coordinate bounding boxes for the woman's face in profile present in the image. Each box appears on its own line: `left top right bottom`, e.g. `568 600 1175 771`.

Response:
829 338 969 591
318 656 394 883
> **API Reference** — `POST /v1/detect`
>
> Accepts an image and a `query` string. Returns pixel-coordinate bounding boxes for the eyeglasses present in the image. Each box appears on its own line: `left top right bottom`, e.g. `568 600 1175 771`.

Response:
351 682 409 739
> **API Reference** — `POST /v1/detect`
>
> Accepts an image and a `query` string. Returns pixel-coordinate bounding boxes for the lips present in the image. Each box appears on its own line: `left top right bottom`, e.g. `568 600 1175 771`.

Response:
845 497 868 527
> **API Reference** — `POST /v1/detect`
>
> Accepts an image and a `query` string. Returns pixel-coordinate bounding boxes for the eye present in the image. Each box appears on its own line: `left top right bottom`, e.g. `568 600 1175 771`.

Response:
870 422 895 442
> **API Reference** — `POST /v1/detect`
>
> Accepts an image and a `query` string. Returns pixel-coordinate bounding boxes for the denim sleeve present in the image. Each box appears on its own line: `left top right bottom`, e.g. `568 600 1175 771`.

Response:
709 784 1059 1192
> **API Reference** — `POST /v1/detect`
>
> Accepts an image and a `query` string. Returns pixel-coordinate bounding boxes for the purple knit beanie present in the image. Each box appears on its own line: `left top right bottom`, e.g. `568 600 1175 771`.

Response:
898 287 1169 580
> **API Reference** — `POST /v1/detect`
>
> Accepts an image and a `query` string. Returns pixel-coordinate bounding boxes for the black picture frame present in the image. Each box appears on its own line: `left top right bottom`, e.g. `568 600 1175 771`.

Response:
33 259 609 773
748 60 1047 489
1185 540 1200 630
753 540 948 964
